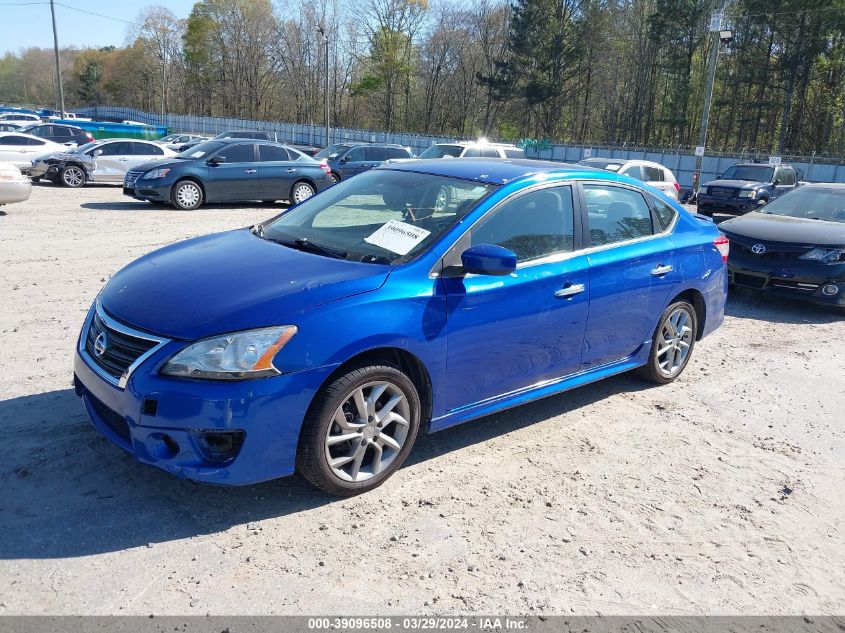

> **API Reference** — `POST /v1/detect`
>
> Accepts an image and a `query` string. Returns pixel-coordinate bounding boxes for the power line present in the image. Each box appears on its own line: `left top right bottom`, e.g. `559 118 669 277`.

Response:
0 0 138 24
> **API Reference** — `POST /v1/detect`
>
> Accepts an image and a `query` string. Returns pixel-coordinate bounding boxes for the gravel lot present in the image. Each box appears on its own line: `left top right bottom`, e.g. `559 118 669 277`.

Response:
1 183 844 615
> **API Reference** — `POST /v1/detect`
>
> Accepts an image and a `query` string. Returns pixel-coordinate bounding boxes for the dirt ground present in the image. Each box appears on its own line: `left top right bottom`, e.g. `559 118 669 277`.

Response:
1 182 843 616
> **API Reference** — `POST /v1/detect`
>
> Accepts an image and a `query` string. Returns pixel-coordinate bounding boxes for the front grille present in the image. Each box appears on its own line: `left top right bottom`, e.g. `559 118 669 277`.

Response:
87 393 131 442
84 310 159 382
769 279 819 294
731 242 811 260
708 186 736 198
124 170 143 187
733 272 766 289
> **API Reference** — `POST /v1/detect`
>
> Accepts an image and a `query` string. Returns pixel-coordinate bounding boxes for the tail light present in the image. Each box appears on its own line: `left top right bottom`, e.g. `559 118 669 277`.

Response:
319 160 331 175
674 182 681 193
86 133 94 141
714 235 729 263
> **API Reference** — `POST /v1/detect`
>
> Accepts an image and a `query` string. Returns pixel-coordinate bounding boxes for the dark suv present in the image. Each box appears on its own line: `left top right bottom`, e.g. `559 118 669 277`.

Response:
697 163 799 216
19 122 93 147
314 143 414 183
124 139 332 210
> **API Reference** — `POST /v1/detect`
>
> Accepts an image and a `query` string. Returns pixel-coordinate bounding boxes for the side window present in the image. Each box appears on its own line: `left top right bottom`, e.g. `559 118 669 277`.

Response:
0 135 27 145
25 137 46 146
481 148 500 158
620 164 643 180
462 147 482 158
217 143 256 162
386 147 411 159
30 126 48 137
642 165 664 181
258 144 291 161
344 147 365 162
649 195 678 232
135 142 163 155
779 168 795 186
504 148 525 158
365 146 387 161
584 184 654 246
471 186 575 263
99 142 131 155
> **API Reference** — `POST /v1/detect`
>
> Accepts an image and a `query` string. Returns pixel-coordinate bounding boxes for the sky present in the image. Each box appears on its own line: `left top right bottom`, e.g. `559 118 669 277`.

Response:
0 0 198 54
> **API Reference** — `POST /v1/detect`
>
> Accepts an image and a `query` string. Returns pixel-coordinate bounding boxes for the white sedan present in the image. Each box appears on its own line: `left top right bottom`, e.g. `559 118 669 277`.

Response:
0 132 67 170
0 162 32 207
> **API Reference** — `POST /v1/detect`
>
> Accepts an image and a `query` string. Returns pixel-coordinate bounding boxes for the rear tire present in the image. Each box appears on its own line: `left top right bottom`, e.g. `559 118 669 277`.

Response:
330 172 340 184
170 180 203 210
637 300 698 385
59 165 85 188
297 363 421 496
290 181 316 205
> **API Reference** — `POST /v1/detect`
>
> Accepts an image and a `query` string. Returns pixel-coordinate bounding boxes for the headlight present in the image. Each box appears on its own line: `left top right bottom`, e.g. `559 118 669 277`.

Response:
799 248 845 264
738 190 756 198
144 168 171 179
161 326 298 380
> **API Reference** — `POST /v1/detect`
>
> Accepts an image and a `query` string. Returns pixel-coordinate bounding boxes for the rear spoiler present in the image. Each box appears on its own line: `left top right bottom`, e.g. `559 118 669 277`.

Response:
691 212 714 223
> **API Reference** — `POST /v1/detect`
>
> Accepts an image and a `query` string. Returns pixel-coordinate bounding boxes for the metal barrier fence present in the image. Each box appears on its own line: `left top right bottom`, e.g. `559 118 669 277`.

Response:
79 105 845 187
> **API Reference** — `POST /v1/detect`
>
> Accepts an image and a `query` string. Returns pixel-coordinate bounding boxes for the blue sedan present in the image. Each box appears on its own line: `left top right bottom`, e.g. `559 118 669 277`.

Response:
74 159 728 495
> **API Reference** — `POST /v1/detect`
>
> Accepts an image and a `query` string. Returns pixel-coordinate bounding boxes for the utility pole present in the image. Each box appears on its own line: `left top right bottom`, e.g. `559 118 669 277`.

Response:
693 0 730 196
317 24 330 147
50 0 65 117
159 50 167 127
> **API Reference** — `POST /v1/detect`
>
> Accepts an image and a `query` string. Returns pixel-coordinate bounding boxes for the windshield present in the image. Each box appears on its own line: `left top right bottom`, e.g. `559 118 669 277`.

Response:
721 165 774 182
259 169 497 263
177 140 224 159
578 159 624 172
315 143 353 160
419 145 463 159
758 187 845 224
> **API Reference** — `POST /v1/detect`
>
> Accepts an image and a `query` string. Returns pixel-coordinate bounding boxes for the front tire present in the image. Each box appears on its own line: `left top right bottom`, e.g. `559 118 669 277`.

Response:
637 300 697 384
171 180 203 210
59 165 85 188
30 176 40 183
297 363 421 496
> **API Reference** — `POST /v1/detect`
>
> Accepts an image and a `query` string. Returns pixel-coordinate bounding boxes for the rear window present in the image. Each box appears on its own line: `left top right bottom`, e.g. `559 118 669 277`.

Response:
504 148 525 158
419 144 463 159
642 166 665 181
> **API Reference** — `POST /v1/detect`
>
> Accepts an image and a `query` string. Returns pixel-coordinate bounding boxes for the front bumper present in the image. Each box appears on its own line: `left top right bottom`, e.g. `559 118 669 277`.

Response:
74 334 337 485
698 195 761 215
728 256 845 307
0 179 32 204
124 178 172 201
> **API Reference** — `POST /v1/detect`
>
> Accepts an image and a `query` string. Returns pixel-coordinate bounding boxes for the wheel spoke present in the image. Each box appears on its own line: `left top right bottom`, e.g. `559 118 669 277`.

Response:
382 411 409 427
366 383 389 416
371 442 384 475
349 444 367 480
352 388 368 419
657 343 674 356
378 432 402 452
329 452 357 468
376 393 403 418
327 432 360 446
333 407 364 431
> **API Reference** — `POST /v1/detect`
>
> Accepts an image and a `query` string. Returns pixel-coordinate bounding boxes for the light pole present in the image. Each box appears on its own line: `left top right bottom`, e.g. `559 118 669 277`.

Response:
693 0 730 196
317 24 330 147
50 0 65 117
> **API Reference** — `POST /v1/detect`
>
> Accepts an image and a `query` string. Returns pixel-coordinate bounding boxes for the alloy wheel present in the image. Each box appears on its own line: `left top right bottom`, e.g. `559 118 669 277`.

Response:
324 381 411 482
62 166 84 187
656 307 694 378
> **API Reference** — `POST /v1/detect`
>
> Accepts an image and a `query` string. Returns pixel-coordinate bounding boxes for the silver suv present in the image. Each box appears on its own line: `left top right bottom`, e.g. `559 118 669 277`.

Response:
418 141 525 160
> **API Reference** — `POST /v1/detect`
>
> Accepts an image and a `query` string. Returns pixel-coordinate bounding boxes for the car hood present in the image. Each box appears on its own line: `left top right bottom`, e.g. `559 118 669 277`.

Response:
99 229 391 340
720 212 845 246
132 157 193 173
703 179 761 189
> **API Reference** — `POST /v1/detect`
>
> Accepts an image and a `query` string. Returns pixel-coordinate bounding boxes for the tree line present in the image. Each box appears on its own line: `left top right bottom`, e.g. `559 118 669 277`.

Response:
1 0 844 156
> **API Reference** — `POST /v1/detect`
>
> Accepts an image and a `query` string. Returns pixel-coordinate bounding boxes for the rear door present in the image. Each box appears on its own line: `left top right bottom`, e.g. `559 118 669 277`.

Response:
205 142 259 201
257 144 297 200
128 142 165 171
363 146 387 171
579 181 679 370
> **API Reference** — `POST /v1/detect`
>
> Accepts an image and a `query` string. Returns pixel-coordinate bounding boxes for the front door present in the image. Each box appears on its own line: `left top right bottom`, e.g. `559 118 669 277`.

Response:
336 146 367 179
442 184 589 412
92 141 134 182
205 143 259 201
579 182 679 370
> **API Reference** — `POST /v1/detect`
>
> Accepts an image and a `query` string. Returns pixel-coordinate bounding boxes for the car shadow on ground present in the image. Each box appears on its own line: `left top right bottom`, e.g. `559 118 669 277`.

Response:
726 288 842 325
80 201 288 212
0 372 650 559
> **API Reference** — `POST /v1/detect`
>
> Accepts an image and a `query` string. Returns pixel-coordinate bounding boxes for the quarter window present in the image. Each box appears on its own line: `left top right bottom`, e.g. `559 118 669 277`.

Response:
649 196 678 231
471 186 575 262
584 184 654 246
258 144 291 162
620 164 643 180
642 165 664 181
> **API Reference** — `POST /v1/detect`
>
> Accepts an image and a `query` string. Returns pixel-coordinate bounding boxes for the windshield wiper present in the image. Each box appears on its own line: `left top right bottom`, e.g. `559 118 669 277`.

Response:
260 235 348 260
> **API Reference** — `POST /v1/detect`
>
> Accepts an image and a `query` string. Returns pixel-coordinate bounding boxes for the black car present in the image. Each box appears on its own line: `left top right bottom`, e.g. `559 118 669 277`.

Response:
18 122 93 147
174 130 273 153
697 163 799 216
124 138 333 210
720 184 845 311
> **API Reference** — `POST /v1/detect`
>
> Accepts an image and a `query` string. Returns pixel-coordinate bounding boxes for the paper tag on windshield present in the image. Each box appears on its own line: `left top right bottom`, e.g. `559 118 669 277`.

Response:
365 220 431 255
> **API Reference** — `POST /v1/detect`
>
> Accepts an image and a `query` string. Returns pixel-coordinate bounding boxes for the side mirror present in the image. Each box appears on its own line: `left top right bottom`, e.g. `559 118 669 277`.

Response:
338 157 347 164
207 155 223 165
93 148 103 157
460 244 517 276
773 178 781 185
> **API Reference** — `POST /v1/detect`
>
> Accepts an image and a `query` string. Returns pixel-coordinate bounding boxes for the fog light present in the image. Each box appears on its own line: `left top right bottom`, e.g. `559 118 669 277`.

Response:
821 284 839 296
195 430 246 464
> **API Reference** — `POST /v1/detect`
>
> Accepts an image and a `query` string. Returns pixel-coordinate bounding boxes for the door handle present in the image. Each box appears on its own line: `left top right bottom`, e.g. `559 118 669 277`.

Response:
554 283 585 298
286 168 297 173
244 169 257 174
651 264 674 276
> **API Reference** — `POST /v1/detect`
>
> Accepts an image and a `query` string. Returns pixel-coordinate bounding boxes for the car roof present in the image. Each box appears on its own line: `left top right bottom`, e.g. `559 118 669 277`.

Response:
734 162 791 167
382 158 606 185
433 141 521 149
